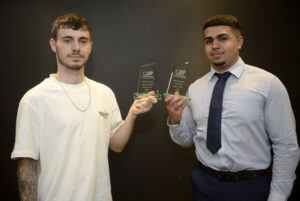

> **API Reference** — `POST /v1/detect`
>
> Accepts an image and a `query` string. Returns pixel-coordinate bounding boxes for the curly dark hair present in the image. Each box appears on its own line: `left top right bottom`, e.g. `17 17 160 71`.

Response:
51 13 92 40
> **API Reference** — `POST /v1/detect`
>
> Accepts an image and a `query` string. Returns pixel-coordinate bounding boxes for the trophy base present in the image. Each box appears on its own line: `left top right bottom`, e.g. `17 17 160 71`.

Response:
163 93 191 101
134 93 161 100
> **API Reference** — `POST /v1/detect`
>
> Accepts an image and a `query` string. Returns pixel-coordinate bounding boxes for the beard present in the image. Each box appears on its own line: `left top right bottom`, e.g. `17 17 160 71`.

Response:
213 61 226 67
57 51 87 71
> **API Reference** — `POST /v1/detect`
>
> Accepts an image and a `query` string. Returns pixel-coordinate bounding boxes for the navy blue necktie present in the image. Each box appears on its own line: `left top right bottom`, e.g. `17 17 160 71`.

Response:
206 72 231 154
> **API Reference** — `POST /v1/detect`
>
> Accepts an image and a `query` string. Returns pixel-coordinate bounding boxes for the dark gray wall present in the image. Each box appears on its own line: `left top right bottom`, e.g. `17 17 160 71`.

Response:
1 0 299 200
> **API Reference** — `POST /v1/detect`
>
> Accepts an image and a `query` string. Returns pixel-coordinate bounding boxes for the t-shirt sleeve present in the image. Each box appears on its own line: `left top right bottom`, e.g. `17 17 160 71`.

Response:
11 101 40 160
108 92 124 138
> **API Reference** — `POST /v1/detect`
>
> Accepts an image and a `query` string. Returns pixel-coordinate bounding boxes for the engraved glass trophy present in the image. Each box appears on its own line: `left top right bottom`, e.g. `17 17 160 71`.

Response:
164 62 191 100
134 62 161 100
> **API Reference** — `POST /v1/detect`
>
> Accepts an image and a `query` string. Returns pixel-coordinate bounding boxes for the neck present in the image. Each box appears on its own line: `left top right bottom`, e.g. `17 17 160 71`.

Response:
55 66 85 84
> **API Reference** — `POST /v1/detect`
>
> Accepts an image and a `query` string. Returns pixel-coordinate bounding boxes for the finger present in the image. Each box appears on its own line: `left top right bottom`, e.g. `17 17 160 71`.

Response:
170 98 186 111
137 93 156 103
135 102 153 113
147 96 158 104
183 99 189 107
177 98 188 106
136 100 152 109
177 100 188 110
170 95 186 106
140 98 152 105
135 97 149 104
165 95 173 103
134 99 142 104
144 97 157 107
165 98 175 107
165 94 179 103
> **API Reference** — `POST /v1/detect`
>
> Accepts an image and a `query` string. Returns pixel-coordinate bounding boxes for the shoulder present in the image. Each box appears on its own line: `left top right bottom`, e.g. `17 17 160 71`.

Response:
17 78 54 117
243 64 275 80
86 78 121 110
20 78 53 105
87 78 113 92
243 64 284 88
87 78 116 98
241 64 289 98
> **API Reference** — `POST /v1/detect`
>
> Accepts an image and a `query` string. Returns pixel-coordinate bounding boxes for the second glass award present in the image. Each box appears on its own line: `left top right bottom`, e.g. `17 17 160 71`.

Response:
164 62 191 100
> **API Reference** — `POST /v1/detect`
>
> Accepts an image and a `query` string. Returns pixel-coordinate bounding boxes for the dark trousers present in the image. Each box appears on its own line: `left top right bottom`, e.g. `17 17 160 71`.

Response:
190 168 271 201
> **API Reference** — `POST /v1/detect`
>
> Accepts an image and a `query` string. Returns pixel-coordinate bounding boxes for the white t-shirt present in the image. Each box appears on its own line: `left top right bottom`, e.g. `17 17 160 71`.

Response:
11 75 124 201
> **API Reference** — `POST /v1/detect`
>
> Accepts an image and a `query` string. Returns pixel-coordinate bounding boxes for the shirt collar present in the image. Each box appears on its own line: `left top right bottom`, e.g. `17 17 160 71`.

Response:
208 57 245 81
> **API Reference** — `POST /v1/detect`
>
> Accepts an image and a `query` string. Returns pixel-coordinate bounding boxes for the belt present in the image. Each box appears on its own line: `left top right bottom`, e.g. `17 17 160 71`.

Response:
197 162 271 182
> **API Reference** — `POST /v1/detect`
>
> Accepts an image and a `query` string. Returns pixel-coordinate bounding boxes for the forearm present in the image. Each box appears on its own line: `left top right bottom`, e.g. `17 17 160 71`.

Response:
17 158 38 201
167 101 196 147
265 77 300 200
267 144 300 201
110 112 137 152
168 118 195 147
109 94 157 152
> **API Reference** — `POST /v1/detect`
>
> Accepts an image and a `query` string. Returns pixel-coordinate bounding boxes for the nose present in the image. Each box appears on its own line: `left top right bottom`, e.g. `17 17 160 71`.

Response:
212 40 220 50
72 41 80 52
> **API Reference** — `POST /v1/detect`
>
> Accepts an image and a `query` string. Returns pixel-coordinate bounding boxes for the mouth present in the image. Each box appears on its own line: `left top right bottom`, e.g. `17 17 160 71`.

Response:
69 54 83 58
211 52 223 57
69 54 84 61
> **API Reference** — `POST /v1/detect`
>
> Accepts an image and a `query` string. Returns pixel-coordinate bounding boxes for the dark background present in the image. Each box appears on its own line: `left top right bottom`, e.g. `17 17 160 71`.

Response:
1 0 299 200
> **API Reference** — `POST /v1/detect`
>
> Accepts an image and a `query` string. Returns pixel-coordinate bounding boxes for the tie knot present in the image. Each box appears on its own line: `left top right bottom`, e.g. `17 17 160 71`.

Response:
215 71 231 80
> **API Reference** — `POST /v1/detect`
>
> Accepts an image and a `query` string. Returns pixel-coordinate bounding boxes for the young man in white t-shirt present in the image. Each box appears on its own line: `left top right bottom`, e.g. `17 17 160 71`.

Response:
11 13 157 201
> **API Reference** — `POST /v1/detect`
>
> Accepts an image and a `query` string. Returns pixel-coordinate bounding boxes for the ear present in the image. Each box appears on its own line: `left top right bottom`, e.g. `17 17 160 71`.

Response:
49 38 57 53
238 36 244 50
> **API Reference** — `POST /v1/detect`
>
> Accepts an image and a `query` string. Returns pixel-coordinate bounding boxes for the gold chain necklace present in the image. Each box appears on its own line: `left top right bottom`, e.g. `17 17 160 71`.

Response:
57 78 91 112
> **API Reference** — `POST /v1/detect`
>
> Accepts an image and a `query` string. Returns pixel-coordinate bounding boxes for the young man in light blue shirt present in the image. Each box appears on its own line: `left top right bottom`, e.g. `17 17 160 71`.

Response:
165 14 299 201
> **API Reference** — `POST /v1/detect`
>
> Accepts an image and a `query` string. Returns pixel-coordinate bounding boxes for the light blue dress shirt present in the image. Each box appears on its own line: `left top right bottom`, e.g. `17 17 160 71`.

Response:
168 58 299 201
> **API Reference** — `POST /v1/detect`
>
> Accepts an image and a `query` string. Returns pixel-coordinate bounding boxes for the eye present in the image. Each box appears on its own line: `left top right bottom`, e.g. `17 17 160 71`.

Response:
80 39 88 45
220 37 228 41
205 39 213 44
63 39 72 44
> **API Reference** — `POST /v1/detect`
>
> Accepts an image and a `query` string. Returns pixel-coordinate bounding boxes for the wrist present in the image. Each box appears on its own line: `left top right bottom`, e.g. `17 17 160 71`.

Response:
128 110 138 119
169 117 180 125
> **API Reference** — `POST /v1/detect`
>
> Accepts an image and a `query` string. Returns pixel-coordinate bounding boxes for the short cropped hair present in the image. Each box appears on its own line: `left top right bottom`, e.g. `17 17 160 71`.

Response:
203 14 242 36
51 13 92 40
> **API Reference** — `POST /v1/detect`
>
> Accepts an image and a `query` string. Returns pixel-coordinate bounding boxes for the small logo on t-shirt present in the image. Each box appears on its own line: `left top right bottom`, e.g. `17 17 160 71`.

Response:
99 111 109 118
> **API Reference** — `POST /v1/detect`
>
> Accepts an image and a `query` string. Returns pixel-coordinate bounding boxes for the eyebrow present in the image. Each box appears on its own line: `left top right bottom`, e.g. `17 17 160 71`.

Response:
78 37 90 40
204 33 229 40
61 36 90 40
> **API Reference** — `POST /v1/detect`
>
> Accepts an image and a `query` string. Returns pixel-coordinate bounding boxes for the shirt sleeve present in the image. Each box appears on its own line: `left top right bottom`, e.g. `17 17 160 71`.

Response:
167 100 197 148
264 77 300 201
11 102 40 160
109 91 124 137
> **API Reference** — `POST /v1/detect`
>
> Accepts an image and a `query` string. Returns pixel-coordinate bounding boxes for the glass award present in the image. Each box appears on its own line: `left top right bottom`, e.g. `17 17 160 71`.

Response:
164 62 191 100
134 62 161 100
